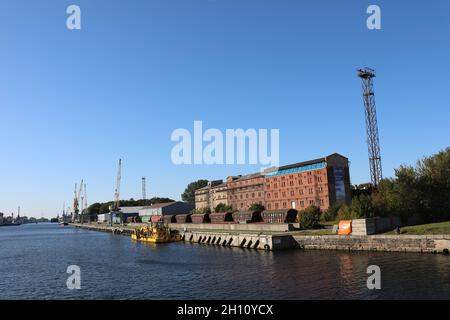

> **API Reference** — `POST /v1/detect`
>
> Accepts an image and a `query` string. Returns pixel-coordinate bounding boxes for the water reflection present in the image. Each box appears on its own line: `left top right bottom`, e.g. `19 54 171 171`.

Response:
0 224 449 299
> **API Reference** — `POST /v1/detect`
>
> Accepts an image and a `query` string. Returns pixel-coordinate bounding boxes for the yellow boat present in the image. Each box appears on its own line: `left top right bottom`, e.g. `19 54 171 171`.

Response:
131 222 181 243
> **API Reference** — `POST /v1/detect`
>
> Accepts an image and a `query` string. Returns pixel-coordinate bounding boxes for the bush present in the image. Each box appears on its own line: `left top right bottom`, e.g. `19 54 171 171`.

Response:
321 203 342 222
249 203 265 212
350 194 376 219
337 204 352 220
190 207 211 215
298 206 321 229
214 203 233 213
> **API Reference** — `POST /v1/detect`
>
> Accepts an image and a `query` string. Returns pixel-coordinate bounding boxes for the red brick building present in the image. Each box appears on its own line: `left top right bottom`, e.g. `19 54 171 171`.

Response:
227 173 265 211
195 153 351 214
264 153 351 212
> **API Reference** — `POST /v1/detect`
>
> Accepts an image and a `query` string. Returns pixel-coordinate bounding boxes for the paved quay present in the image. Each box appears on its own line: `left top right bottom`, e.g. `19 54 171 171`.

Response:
70 223 450 253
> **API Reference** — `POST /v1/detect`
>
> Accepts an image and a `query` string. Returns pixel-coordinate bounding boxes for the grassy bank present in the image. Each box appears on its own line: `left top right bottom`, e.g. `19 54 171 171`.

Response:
383 221 450 235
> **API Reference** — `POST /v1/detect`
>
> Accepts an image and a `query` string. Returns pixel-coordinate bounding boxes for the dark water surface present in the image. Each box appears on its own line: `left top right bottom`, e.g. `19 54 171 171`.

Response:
0 223 449 299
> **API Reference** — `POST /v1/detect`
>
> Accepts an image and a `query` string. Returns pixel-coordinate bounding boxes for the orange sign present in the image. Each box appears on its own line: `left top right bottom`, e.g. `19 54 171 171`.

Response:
338 220 352 235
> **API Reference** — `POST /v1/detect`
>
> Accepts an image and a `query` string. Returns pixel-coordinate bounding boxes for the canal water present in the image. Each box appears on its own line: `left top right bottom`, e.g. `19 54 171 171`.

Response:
0 223 449 300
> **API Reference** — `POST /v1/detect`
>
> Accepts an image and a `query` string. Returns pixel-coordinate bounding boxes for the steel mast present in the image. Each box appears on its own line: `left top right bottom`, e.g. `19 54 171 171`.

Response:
142 177 146 200
357 67 383 187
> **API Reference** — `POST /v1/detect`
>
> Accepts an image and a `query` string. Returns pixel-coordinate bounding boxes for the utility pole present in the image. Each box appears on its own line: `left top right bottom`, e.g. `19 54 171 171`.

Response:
83 183 87 223
111 159 122 226
358 67 383 187
78 180 83 224
73 183 78 222
142 177 147 200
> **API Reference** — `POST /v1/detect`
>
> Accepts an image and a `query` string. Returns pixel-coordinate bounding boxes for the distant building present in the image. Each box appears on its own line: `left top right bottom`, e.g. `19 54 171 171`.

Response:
138 201 194 217
194 153 351 213
117 206 147 222
264 153 351 211
227 173 265 211
194 180 228 211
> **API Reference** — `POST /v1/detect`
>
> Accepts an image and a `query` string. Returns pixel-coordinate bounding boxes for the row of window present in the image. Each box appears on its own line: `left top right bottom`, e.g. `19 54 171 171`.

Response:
199 185 326 202
266 198 325 210
267 176 324 188
266 186 325 199
238 201 263 209
229 192 263 200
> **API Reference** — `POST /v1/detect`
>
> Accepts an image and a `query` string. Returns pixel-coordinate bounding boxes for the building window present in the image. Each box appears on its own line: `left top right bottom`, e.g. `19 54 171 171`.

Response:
268 203 272 209
290 190 294 196
300 201 304 207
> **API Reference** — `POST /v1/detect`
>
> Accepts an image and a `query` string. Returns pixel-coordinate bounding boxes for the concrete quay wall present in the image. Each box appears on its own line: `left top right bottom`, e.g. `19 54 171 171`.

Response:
294 234 450 254
169 222 293 233
180 230 298 251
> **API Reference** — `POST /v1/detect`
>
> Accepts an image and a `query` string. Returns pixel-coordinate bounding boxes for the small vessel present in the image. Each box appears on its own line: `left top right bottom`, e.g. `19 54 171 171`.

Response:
0 222 21 227
59 222 69 226
132 222 181 243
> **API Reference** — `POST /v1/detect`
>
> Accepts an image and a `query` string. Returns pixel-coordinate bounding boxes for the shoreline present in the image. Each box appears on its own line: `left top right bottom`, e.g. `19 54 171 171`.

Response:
70 223 450 254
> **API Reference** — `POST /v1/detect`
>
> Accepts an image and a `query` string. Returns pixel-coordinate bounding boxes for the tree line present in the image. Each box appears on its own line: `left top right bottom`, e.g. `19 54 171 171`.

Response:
84 197 174 220
322 147 450 223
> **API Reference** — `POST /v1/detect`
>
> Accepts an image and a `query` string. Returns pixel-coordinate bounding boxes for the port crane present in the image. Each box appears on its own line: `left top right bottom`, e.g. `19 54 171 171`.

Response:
72 179 84 222
110 159 122 225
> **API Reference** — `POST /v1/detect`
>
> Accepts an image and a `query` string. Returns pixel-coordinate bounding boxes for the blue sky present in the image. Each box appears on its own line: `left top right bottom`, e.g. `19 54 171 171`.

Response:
0 0 449 217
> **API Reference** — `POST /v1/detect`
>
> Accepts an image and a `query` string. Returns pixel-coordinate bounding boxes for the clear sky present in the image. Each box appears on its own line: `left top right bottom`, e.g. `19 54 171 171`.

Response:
1 0 449 217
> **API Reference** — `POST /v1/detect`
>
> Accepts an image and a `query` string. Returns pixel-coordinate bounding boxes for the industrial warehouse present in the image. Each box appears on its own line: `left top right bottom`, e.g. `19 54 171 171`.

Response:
193 153 351 223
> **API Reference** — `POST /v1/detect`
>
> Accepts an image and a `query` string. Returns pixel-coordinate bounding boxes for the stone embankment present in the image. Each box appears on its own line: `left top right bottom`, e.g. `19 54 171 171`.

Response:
70 223 450 253
294 234 450 254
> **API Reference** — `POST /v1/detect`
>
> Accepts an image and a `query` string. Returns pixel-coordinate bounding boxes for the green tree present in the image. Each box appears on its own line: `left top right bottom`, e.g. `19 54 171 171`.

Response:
298 205 321 229
181 179 208 205
350 194 376 219
99 202 112 214
337 204 352 220
416 147 450 221
191 207 211 215
249 203 265 212
321 203 342 222
87 203 101 220
214 203 233 213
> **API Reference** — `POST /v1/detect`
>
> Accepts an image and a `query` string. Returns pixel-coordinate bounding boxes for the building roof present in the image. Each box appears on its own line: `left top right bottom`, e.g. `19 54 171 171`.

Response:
264 153 348 173
235 172 262 181
119 206 146 213
142 202 178 209
195 180 226 193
